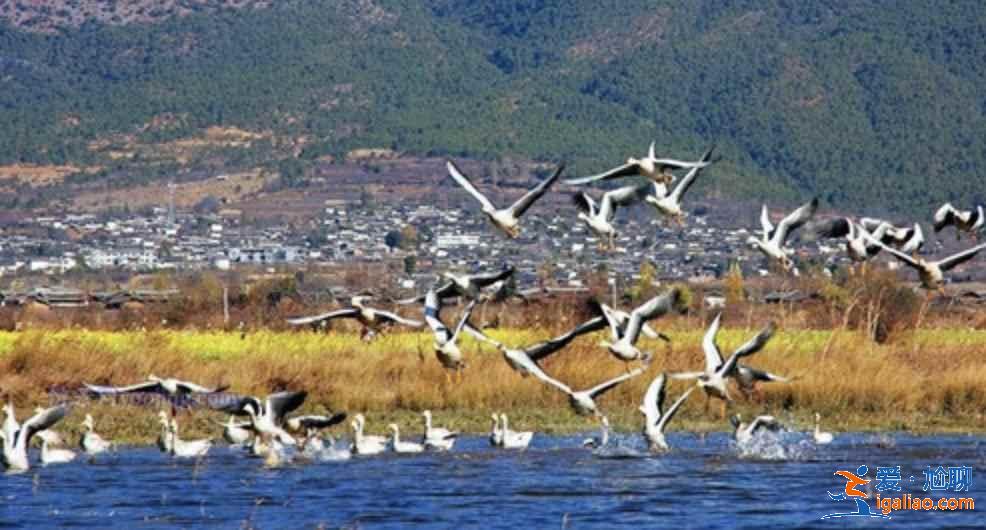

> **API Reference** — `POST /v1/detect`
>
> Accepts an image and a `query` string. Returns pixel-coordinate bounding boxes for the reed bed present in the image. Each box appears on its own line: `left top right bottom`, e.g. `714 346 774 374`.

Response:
1 320 984 445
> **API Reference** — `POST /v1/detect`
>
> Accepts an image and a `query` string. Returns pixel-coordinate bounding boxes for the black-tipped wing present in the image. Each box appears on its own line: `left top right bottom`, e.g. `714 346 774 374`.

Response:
509 164 564 218
719 322 777 377
267 391 308 425
811 217 852 239
565 162 639 185
573 192 596 216
292 412 347 430
526 316 606 362
20 405 68 446
83 381 162 396
471 266 515 288
772 198 818 246
656 387 694 432
447 160 496 211
373 310 424 328
587 367 644 399
937 243 986 272
625 289 679 344
286 309 359 326
668 145 715 203
933 203 956 232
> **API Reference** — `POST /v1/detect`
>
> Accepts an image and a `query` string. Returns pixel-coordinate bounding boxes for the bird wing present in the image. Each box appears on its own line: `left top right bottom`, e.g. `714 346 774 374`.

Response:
527 363 573 395
641 373 666 425
859 217 885 233
293 413 347 430
625 289 679 344
899 223 924 254
865 235 922 269
423 290 447 335
564 163 640 186
718 323 777 378
668 371 705 380
462 322 500 347
508 164 564 218
760 204 775 241
702 313 725 373
471 266 515 288
750 415 783 433
527 316 606 362
175 381 229 394
933 203 956 231
266 391 308 425
771 198 819 246
656 387 694 432
811 217 852 239
19 405 68 446
936 243 986 271
285 309 359 326
447 160 496 211
600 184 649 221
742 365 790 383
572 192 597 216
374 310 424 328
451 300 478 341
587 367 645 399
668 145 715 204
588 299 623 342
83 381 161 395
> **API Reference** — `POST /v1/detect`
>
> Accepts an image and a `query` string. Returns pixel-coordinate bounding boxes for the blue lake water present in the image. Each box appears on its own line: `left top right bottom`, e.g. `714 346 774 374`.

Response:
2 432 982 529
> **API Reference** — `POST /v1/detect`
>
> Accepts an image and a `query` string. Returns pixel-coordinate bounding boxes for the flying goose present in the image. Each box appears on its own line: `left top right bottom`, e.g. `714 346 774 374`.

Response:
80 414 113 455
734 363 793 399
286 295 423 340
498 413 533 450
812 218 887 263
472 316 607 377
388 424 424 454
83 375 228 399
446 160 563 238
168 417 212 458
0 405 68 472
591 289 679 364
865 237 986 291
640 373 694 452
643 145 716 223
934 203 983 239
747 198 819 274
813 412 834 444
212 390 308 447
536 367 646 417
860 218 925 254
730 414 783 444
37 430 77 465
421 410 457 451
285 412 348 435
671 313 777 408
565 142 713 186
350 414 387 455
424 289 479 372
582 416 610 449
217 415 254 446
397 267 516 304
573 184 649 249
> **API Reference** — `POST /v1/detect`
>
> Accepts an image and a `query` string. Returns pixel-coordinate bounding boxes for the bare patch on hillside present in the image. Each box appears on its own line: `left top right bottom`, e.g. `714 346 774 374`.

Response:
567 10 672 63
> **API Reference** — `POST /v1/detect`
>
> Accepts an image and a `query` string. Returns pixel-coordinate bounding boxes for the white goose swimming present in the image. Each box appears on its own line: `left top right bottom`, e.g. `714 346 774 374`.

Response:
644 145 716 223
37 430 77 465
730 414 783 444
573 184 649 249
388 424 424 454
566 142 713 186
866 236 986 291
582 416 609 449
84 375 228 399
640 373 694 452
488 413 503 447
671 313 777 406
592 289 679 364
498 414 533 450
350 414 387 456
80 414 113 455
747 198 818 274
421 410 457 451
214 390 308 447
447 160 563 238
424 289 479 372
813 412 834 445
934 203 983 239
1 405 68 472
168 417 212 458
286 295 423 340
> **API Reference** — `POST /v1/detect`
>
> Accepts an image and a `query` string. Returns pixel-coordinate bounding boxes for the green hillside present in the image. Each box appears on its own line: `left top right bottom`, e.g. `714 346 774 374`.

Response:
1 0 985 212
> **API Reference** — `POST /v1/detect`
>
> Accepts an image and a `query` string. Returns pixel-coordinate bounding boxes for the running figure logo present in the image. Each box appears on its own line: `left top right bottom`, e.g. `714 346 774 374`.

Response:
821 465 891 520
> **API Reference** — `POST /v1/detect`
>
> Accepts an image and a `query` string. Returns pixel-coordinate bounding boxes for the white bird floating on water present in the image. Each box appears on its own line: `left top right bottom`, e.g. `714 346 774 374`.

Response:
351 414 387 456
730 414 783 444
573 184 649 249
37 430 76 465
582 416 610 449
591 288 679 364
813 412 833 445
84 375 228 398
489 414 503 447
565 142 713 187
644 145 716 224
80 414 113 455
671 313 777 413
865 236 986 292
421 410 457 451
747 198 819 275
388 424 424 454
447 160 563 238
498 413 533 450
167 417 212 458
934 203 983 240
424 289 480 372
286 295 423 340
640 373 694 452
1 404 68 472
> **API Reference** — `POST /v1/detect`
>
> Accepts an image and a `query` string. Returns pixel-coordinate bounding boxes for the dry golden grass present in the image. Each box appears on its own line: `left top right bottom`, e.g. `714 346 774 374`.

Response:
1 319 984 444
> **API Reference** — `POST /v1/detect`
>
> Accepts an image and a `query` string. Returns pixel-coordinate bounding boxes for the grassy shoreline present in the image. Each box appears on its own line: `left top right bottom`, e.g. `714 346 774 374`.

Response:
1 326 985 444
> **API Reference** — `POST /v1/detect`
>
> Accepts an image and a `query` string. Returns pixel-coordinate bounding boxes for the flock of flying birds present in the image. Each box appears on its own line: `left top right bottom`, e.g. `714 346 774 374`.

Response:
3 142 982 471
